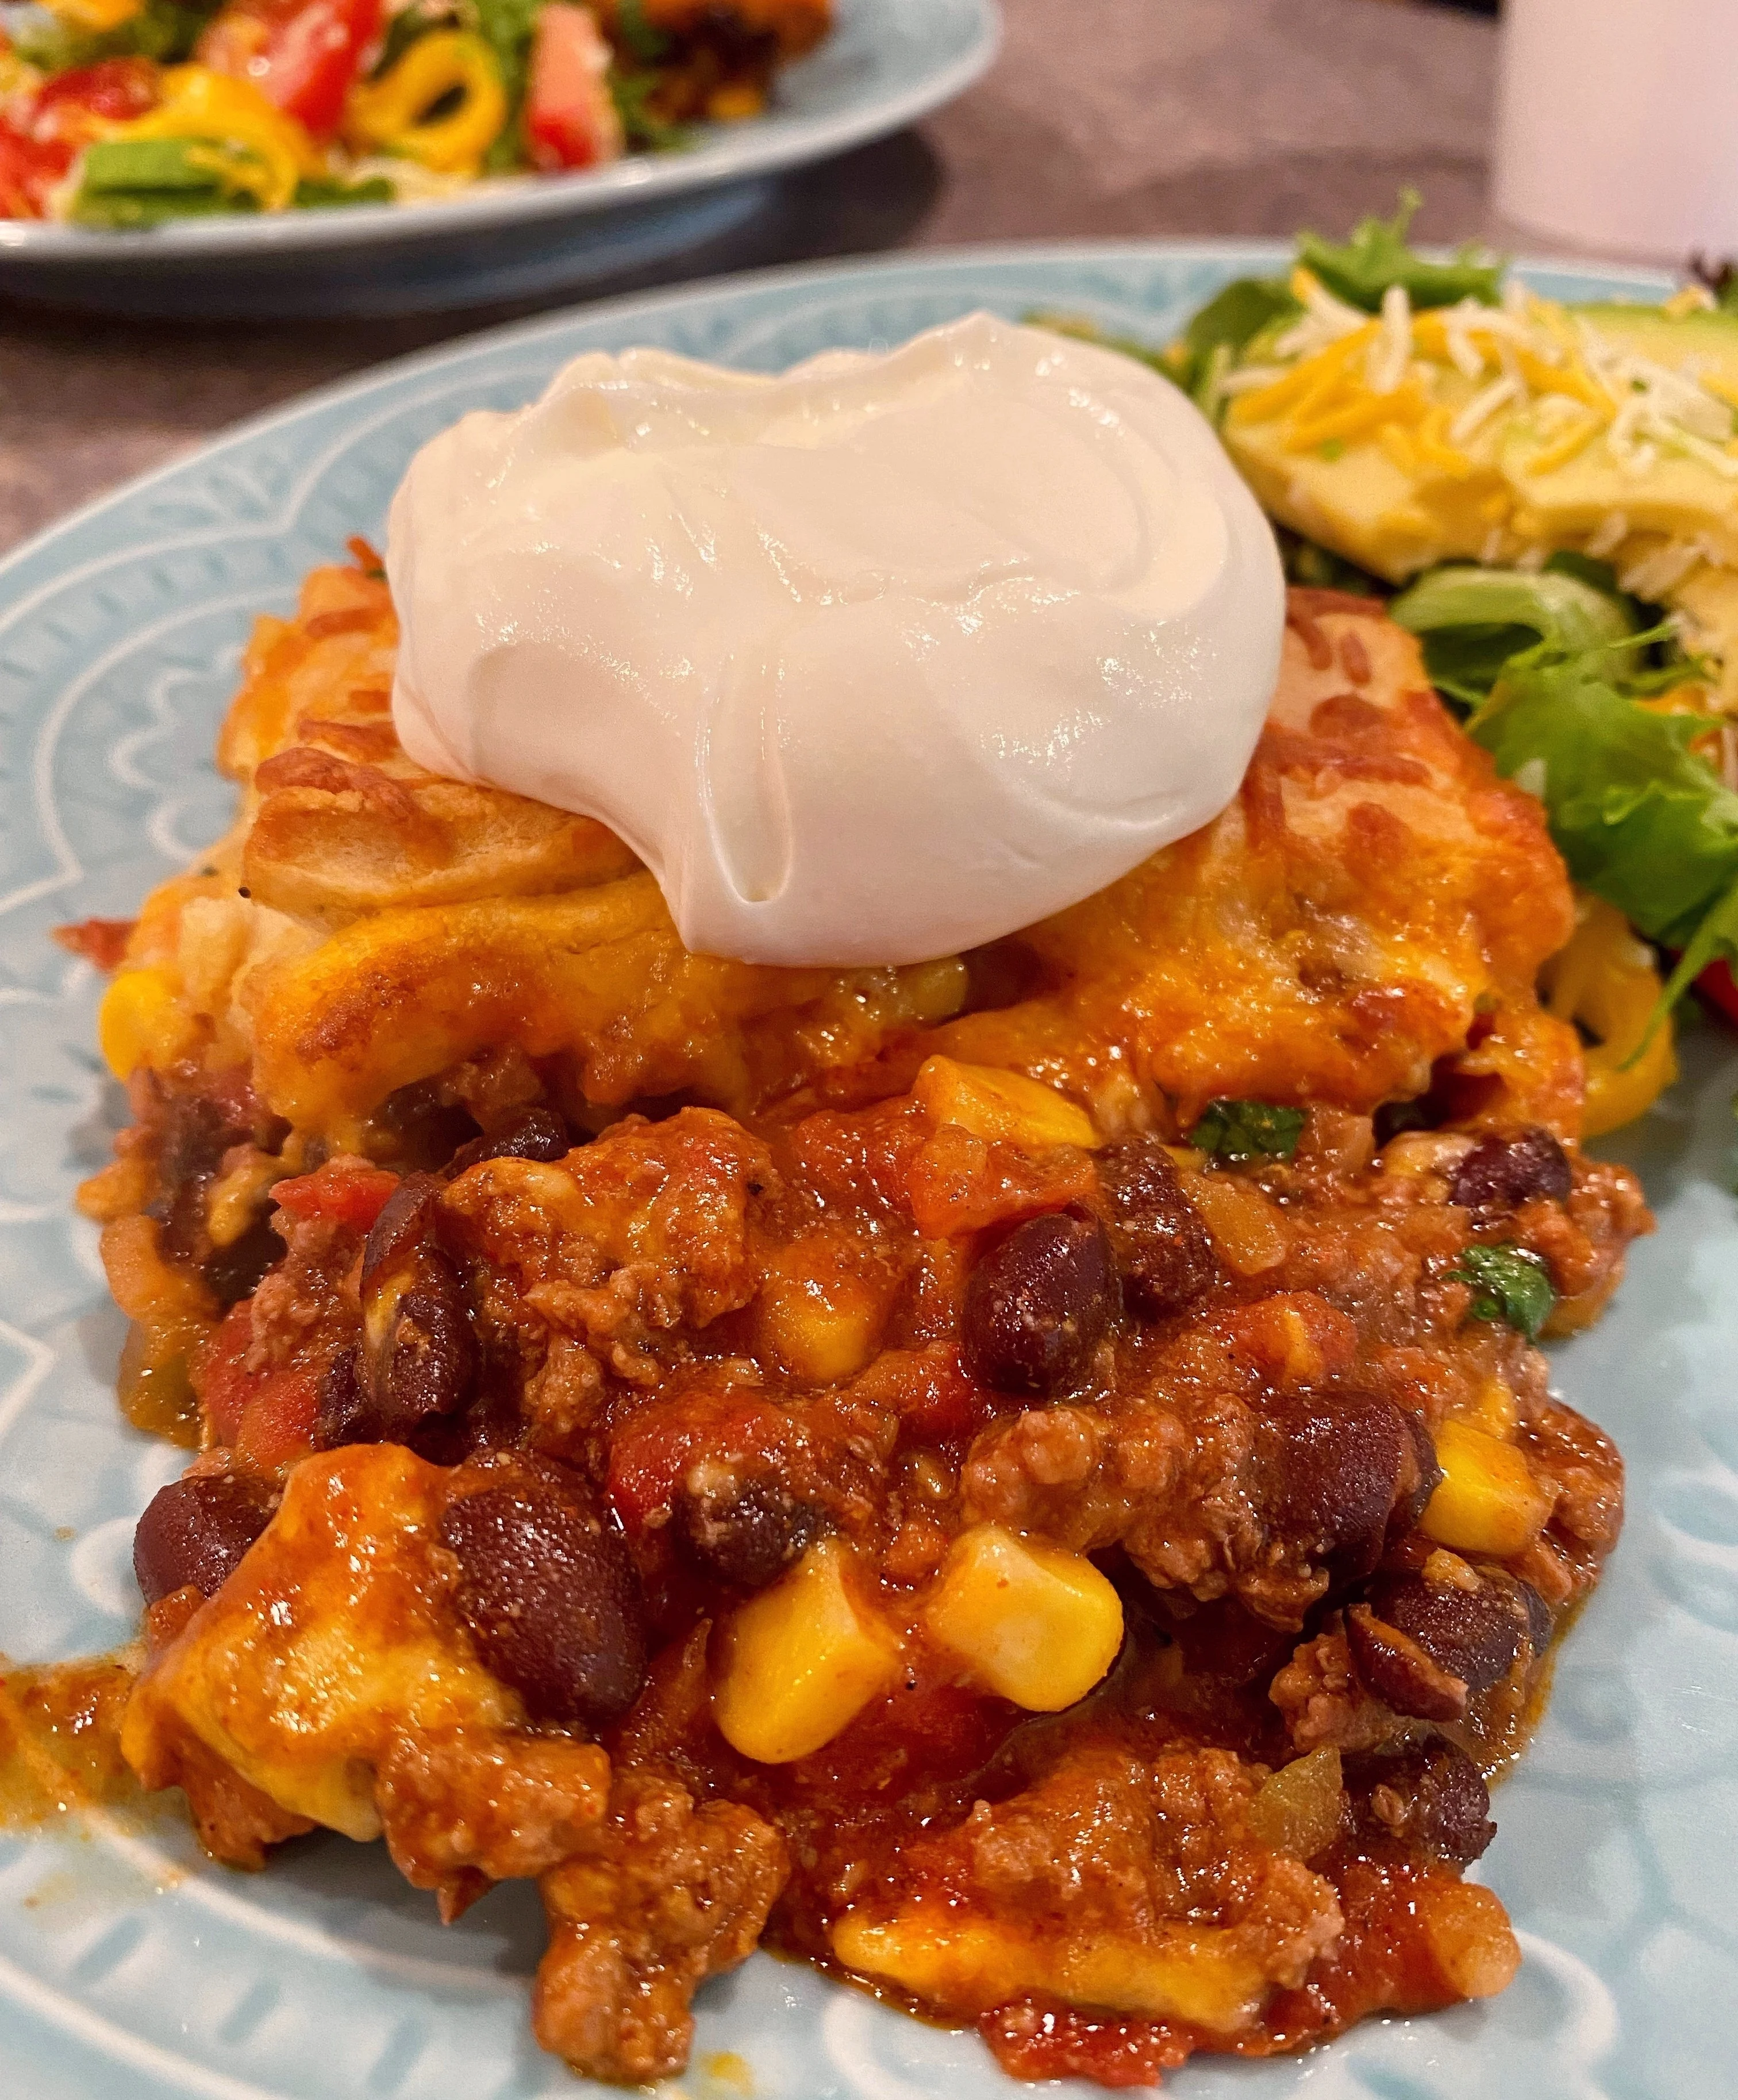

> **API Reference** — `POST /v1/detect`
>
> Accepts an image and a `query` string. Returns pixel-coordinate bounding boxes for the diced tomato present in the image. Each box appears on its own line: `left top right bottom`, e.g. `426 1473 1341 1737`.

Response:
0 122 68 219
608 1389 806 1538
197 0 381 139
195 1300 321 1472
233 1365 321 1473
35 56 159 129
1695 958 1738 1030
0 55 159 219
525 2 625 172
196 1303 260 1447
270 1161 399 1231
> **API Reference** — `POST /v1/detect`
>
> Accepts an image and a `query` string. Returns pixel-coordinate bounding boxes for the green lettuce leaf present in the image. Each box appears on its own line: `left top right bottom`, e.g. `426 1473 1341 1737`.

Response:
616 0 671 62
610 65 690 151
71 137 254 228
293 175 396 209
1172 276 1298 404
466 0 541 133
1466 641 1738 948
1297 188 1504 313
11 0 214 69
1390 562 1641 707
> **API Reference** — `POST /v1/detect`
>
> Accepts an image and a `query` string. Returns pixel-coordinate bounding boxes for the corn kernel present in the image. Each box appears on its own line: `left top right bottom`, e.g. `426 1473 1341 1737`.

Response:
1415 1880 1521 1999
1421 1421 1552 1557
756 1238 886 1384
98 967 196 1081
913 1055 1099 1152
712 1539 902 1764
923 1523 1123 1711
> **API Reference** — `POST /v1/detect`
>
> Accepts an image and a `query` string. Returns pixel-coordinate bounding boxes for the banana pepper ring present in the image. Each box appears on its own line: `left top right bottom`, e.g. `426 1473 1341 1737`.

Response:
110 66 323 212
345 32 507 178
1542 894 1679 1139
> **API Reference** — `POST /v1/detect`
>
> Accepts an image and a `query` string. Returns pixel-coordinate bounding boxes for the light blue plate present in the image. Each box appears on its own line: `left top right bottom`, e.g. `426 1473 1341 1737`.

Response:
0 0 999 316
2 241 1732 2100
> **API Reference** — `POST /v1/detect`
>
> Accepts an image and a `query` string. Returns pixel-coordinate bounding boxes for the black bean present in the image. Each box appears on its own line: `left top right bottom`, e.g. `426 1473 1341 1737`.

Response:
440 1481 648 1728
1449 1128 1572 1210
133 1473 277 1606
372 1264 476 1435
360 1173 442 1297
962 1206 1118 1398
356 1173 476 1434
1515 1577 1552 1658
157 1094 244 1195
1366 1570 1525 1694
1263 1393 1413 1585
1346 1738 1495 1864
202 1214 286 1308
313 1345 373 1450
449 1106 574 1174
674 1462 818 1591
375 1080 480 1172
152 1094 255 1262
1388 1411 1444 1543
1095 1140 1214 1320
1345 1601 1468 1722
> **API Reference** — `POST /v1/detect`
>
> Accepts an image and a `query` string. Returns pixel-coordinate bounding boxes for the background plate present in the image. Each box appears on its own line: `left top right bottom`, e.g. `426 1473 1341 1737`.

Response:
1 240 1731 2100
0 0 998 316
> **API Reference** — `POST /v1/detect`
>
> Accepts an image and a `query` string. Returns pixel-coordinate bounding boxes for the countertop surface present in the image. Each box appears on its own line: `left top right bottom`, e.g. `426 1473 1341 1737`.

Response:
0 0 1506 558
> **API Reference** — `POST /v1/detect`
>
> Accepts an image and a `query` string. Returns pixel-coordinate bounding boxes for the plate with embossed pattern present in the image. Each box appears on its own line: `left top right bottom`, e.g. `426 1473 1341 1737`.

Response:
1 241 1733 2100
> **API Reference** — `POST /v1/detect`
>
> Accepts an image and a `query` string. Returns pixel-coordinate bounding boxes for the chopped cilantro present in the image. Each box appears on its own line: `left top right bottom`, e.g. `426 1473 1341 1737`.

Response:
1188 1099 1306 1163
1449 1243 1556 1338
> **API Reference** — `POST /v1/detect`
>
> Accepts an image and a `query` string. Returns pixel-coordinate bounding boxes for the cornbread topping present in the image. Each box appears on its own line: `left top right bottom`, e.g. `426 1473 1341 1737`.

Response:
387 312 1285 965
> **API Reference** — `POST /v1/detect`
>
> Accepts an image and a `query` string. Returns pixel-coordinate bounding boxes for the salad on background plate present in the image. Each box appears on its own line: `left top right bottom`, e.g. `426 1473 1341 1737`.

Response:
1051 199 1738 1143
0 0 830 222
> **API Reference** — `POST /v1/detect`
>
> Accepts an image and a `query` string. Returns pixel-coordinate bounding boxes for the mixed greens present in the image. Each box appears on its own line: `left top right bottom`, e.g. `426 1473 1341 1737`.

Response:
1126 200 1738 1132
0 0 824 223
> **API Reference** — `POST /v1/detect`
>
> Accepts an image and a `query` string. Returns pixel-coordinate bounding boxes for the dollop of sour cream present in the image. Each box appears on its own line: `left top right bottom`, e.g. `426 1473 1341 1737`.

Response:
388 313 1284 967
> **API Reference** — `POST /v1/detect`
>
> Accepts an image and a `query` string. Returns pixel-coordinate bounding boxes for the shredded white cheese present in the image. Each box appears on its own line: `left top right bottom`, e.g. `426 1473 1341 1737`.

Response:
1367 283 1413 395
1586 511 1630 559
1448 374 1521 447
1619 537 1709 597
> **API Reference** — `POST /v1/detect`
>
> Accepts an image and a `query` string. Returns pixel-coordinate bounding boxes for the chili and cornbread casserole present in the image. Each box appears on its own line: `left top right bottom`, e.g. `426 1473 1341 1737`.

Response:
54 551 1644 2088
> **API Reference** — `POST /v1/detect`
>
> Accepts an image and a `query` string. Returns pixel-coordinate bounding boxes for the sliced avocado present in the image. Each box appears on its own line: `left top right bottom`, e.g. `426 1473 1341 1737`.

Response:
1571 301 1738 396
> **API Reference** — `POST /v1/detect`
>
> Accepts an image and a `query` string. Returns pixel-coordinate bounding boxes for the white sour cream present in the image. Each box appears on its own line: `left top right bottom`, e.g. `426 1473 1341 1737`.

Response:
387 313 1283 967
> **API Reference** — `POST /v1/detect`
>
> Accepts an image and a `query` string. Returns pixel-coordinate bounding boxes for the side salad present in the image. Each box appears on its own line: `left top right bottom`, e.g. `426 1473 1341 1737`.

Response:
1044 201 1738 1137
0 0 829 222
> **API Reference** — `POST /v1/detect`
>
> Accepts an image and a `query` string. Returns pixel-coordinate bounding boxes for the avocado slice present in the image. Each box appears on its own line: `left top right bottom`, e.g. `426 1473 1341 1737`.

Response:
1571 301 1738 395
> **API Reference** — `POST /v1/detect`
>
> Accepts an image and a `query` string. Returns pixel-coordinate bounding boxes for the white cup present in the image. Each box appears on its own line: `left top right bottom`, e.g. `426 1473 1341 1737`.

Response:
1494 0 1738 262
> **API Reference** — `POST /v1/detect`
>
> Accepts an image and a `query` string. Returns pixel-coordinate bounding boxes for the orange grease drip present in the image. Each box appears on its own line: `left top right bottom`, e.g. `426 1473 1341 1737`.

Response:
0 1654 141 1828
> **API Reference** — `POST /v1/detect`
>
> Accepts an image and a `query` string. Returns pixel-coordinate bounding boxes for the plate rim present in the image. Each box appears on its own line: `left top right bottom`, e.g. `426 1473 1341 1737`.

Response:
0 0 1001 269
0 233 1679 604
